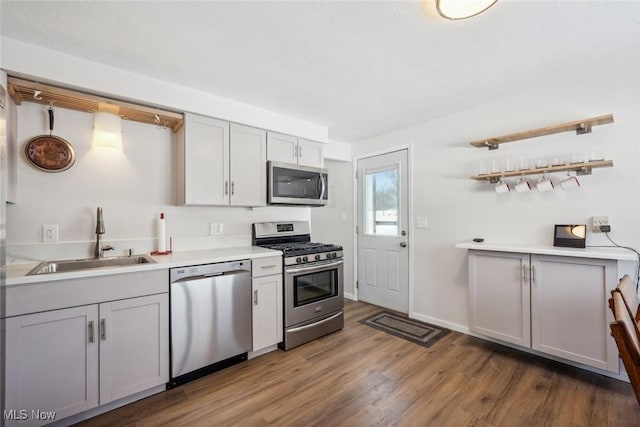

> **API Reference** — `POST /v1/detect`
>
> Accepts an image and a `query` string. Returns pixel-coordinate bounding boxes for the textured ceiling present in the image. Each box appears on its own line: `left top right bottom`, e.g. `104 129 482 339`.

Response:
1 1 639 141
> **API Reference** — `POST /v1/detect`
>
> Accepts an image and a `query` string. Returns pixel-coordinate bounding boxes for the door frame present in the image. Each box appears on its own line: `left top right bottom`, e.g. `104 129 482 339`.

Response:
352 144 414 316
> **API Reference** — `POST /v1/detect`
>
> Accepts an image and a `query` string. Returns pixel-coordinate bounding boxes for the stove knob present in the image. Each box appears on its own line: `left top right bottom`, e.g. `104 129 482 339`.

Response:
332 253 337 258
315 254 321 261
326 253 332 259
303 256 308 262
296 257 302 263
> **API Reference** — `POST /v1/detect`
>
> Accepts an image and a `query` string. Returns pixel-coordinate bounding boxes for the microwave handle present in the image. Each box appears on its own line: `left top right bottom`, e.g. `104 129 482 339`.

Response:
319 174 326 200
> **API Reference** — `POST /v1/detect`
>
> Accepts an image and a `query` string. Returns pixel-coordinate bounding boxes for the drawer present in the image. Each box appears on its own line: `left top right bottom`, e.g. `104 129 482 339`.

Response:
252 256 282 278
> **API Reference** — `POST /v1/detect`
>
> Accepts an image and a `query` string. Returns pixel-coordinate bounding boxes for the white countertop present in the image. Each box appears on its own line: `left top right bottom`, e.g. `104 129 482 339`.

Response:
6 246 282 286
455 241 638 261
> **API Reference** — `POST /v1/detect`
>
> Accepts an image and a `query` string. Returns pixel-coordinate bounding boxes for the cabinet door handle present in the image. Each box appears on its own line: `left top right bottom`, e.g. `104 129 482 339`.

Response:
100 319 106 341
88 321 95 344
225 181 229 195
231 181 235 195
299 145 303 158
261 264 277 269
253 289 258 305
531 265 536 285
522 265 528 283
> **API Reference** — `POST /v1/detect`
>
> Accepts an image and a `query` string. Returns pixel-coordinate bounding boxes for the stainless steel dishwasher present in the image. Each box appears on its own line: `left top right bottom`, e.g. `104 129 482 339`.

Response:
169 260 252 387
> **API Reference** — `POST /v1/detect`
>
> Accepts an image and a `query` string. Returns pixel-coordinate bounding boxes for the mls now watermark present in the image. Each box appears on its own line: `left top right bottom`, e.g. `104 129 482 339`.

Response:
4 409 57 422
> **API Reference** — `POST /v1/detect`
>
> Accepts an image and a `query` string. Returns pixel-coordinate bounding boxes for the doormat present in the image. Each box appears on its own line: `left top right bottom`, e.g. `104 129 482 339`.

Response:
360 311 450 348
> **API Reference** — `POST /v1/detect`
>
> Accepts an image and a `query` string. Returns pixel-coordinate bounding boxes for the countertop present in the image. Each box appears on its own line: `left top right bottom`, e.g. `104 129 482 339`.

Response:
6 246 282 286
455 241 637 261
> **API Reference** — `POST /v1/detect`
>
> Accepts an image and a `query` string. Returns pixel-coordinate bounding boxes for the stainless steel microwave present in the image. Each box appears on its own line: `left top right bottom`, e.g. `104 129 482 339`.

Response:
268 161 328 206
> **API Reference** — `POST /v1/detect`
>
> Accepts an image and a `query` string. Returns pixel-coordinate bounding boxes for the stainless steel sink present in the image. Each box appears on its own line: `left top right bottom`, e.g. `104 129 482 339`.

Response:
27 254 156 275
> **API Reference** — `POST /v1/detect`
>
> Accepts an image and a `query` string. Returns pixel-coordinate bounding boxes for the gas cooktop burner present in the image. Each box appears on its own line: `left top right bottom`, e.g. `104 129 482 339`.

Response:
263 242 342 256
253 221 343 266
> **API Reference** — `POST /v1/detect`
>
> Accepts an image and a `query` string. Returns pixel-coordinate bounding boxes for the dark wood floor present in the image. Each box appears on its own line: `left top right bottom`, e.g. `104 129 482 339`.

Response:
79 300 640 427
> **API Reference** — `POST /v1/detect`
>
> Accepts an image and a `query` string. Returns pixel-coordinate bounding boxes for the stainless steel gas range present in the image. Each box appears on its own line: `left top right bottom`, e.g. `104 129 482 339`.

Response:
253 221 344 350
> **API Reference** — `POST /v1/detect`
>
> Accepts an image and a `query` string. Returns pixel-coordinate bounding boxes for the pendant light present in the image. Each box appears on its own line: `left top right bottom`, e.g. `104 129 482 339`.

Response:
436 0 498 20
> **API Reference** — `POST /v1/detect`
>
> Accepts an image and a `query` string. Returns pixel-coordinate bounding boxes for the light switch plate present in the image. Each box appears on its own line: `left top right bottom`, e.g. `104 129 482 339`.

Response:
416 217 427 229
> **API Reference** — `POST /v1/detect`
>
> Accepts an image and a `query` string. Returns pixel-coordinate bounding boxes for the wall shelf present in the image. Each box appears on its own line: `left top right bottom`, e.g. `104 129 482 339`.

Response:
471 160 613 183
470 114 614 150
7 77 184 133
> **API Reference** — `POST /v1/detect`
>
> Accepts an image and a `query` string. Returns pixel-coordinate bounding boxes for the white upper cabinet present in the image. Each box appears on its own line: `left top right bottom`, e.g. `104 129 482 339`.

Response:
297 138 324 168
267 131 324 168
230 124 267 207
177 113 266 207
177 113 229 206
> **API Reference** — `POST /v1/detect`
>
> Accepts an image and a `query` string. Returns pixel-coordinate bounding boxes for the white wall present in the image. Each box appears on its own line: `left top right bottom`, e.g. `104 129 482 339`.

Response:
1 37 328 143
352 64 640 331
7 102 310 262
310 159 354 299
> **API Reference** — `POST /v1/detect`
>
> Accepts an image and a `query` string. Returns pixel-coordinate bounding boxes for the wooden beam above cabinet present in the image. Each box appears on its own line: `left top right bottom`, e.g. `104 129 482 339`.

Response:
7 77 184 133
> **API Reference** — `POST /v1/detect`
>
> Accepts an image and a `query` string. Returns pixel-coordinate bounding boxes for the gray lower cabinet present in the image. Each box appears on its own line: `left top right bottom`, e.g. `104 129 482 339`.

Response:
468 250 619 373
5 293 169 426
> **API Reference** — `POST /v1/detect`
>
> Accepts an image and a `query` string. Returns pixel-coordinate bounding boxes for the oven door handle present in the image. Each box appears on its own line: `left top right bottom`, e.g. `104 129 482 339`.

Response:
286 259 343 274
287 311 343 333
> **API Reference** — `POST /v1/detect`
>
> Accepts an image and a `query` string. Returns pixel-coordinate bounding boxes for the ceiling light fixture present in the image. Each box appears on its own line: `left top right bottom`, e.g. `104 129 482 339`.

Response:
436 0 498 20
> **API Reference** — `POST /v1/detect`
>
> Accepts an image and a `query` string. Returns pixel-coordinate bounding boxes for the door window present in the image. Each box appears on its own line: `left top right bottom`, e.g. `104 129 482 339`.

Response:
365 166 399 236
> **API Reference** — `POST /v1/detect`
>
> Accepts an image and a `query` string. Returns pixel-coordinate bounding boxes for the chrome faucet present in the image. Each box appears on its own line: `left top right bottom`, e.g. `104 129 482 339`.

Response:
95 207 114 258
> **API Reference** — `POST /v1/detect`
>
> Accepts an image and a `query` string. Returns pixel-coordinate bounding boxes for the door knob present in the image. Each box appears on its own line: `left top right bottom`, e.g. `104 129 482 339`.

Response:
400 242 407 248
401 230 407 236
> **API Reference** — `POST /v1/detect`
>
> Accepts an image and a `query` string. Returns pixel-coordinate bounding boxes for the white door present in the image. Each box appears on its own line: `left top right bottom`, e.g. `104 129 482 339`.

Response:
5 306 100 426
230 124 267 206
530 255 618 372
182 113 229 205
99 294 169 404
252 274 283 352
267 131 298 164
357 149 409 313
468 250 531 347
297 138 324 168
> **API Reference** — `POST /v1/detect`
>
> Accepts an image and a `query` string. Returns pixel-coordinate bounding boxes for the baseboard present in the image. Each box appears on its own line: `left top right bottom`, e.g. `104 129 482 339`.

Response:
409 312 469 335
248 344 279 359
344 292 356 301
49 385 166 426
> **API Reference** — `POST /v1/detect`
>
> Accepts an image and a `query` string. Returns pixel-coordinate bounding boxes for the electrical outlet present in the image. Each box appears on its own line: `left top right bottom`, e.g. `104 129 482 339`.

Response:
210 222 224 235
591 216 610 232
42 224 58 243
416 217 428 229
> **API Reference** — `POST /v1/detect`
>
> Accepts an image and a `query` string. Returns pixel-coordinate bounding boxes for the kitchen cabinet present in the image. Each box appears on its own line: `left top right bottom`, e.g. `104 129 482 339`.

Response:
267 131 324 168
177 113 267 206
5 305 100 425
468 251 530 347
5 294 168 426
530 255 617 372
99 294 169 404
229 123 267 206
468 250 619 372
251 256 283 353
